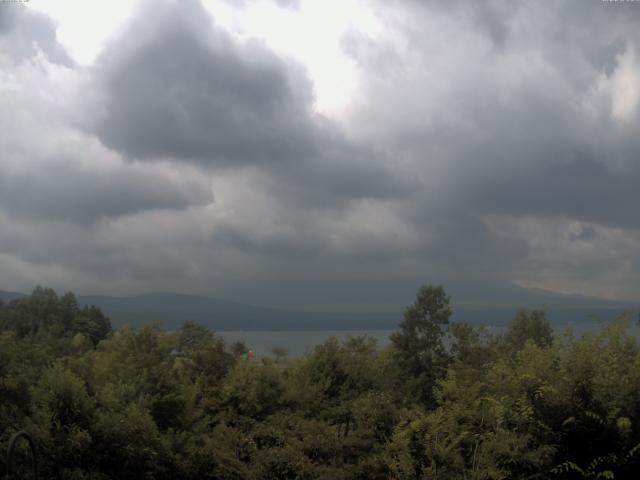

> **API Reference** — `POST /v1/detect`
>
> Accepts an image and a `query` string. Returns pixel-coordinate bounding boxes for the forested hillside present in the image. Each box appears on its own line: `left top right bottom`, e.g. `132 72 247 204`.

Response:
1 286 640 479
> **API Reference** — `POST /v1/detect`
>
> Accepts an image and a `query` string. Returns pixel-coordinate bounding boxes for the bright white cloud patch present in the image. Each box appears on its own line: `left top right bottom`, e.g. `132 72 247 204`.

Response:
202 0 384 116
607 47 640 123
28 0 135 65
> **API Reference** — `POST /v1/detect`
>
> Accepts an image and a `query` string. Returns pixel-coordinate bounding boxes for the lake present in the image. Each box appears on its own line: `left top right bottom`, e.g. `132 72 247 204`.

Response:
220 319 637 358
220 330 394 357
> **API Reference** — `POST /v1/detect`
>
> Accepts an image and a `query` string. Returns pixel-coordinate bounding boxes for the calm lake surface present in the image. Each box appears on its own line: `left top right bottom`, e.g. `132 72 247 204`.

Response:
220 319 636 358
220 330 394 357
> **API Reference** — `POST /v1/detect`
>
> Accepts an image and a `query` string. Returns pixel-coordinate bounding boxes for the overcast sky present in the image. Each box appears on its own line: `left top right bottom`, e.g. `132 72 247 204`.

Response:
1 0 639 308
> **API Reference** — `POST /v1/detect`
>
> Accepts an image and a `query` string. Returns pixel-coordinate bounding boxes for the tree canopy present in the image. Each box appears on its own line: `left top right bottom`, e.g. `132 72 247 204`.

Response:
1 285 639 479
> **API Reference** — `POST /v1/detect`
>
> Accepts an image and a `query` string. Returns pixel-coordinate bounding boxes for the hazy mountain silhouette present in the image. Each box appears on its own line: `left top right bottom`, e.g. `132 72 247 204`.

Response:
77 292 397 331
2 286 637 331
78 287 637 331
0 290 26 304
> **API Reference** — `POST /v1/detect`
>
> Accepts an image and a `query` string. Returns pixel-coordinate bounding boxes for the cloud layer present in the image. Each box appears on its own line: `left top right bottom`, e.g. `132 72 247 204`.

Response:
1 0 639 307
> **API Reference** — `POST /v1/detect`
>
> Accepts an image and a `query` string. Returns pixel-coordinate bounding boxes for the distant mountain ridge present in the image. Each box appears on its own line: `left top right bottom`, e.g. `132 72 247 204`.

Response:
0 290 26 303
2 287 638 331
77 292 396 331
71 288 640 331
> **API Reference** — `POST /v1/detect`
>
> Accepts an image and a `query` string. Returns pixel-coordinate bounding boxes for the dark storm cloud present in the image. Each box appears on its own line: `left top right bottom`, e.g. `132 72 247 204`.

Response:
77 0 640 300
92 0 312 167
329 0 640 299
0 161 213 224
403 87 640 230
348 0 640 230
0 4 72 65
466 154 640 230
0 0 213 229
90 0 404 204
95 14 312 166
2 0 640 302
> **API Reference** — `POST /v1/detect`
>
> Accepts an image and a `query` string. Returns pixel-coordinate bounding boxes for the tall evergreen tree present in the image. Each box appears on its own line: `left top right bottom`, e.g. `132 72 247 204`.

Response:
390 284 452 407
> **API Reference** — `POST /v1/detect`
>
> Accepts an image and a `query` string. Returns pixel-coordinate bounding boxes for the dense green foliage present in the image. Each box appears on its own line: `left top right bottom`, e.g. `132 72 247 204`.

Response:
1 285 640 479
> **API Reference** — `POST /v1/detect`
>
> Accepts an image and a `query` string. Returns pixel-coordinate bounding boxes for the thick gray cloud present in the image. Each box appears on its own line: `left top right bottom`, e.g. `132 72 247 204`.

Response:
94 5 312 166
0 3 213 225
336 0 640 298
90 0 406 206
1 0 640 305
0 160 213 223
